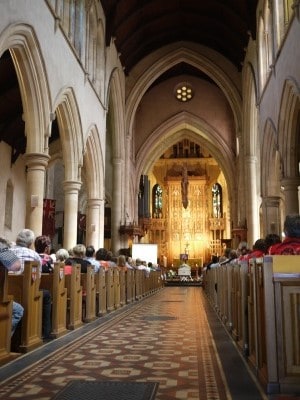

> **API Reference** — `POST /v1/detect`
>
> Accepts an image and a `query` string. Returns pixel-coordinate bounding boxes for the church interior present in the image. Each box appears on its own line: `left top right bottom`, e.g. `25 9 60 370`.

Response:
0 0 300 399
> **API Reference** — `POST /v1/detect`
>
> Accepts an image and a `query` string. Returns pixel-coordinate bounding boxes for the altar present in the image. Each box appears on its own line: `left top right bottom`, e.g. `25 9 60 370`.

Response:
178 264 193 281
172 258 203 269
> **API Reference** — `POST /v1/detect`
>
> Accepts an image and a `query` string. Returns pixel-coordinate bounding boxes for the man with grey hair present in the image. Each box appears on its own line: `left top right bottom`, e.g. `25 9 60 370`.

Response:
0 239 24 336
11 229 53 341
12 229 42 273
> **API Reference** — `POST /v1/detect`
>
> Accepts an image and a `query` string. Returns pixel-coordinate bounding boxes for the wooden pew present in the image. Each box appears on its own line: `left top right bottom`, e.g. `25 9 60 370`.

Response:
204 256 300 395
113 268 120 309
119 269 126 306
95 267 107 316
65 265 83 330
135 269 143 300
262 255 300 394
126 269 135 303
81 266 96 322
105 268 114 312
0 265 13 364
7 261 43 353
40 262 68 338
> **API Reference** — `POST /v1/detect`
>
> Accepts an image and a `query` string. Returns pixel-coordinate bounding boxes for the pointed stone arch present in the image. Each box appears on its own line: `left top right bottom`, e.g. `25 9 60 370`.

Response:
0 23 51 153
84 124 104 199
261 118 283 236
54 87 84 181
134 110 237 238
261 118 281 198
106 67 125 159
278 78 300 178
135 111 236 197
126 43 242 138
105 67 126 253
83 124 105 247
242 62 260 244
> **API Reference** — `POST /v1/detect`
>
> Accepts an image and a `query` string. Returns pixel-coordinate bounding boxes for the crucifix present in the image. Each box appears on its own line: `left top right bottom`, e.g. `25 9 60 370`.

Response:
181 164 189 208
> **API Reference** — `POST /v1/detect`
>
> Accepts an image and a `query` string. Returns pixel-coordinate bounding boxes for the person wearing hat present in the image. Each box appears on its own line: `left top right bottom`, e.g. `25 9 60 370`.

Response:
0 239 24 336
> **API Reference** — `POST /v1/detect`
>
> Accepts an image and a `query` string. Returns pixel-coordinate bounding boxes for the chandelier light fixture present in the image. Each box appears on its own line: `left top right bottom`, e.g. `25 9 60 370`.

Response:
174 82 194 102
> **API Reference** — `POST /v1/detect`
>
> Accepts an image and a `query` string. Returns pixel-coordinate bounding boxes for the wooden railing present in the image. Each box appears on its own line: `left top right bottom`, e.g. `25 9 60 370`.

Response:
204 256 300 395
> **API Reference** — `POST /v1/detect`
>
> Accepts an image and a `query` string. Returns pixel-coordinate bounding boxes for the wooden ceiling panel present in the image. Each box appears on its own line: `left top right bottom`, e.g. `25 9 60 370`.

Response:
100 0 257 73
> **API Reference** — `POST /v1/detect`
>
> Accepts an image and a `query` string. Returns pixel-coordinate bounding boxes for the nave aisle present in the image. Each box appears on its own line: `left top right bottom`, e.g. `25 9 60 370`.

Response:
0 287 291 400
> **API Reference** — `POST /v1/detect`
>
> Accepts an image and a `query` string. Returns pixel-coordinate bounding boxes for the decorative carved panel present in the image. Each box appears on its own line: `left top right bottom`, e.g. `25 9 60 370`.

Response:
166 176 207 263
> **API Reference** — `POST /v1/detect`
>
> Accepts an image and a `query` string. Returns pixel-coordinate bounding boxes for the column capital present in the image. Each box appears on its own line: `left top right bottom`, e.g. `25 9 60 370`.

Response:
87 198 103 208
112 157 123 166
24 152 50 168
281 177 300 189
245 155 257 164
262 195 281 207
62 180 82 193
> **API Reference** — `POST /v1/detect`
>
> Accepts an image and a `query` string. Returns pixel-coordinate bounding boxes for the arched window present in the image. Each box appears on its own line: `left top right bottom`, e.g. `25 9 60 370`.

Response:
56 0 85 60
284 0 294 25
212 183 222 218
152 184 163 218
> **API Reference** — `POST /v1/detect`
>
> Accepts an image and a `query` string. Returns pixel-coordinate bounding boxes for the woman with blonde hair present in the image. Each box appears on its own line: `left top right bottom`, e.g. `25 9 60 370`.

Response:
117 254 127 271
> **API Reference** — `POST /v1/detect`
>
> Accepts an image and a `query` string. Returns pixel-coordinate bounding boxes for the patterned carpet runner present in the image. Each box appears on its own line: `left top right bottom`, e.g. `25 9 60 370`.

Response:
0 287 265 399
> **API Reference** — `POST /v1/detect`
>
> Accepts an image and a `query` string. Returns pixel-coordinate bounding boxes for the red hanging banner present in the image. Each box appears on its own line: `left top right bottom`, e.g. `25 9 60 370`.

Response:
42 199 56 237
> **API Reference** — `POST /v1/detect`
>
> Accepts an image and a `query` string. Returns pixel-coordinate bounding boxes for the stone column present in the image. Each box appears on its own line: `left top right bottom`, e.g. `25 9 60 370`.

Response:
245 155 259 246
124 134 131 221
111 157 123 254
24 153 50 235
261 196 281 236
86 198 102 249
62 180 82 250
281 177 300 215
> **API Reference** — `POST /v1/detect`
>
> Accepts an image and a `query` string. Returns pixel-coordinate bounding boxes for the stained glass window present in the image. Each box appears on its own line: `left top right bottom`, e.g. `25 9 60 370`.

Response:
153 184 163 218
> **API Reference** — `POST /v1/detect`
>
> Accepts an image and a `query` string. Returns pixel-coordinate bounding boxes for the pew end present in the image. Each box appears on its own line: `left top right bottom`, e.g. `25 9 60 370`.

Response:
7 261 43 353
41 262 68 338
65 265 83 330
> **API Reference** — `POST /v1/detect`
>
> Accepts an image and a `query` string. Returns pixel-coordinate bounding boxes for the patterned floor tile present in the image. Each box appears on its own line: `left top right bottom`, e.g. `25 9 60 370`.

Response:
0 287 271 400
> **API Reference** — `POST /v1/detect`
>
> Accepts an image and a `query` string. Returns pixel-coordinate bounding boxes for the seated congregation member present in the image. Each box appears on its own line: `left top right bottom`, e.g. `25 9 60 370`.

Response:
96 247 111 271
0 240 24 336
237 241 250 260
11 229 53 341
34 235 53 273
106 250 117 268
56 248 71 274
116 254 128 271
65 244 91 273
204 255 219 271
49 248 57 263
264 233 281 254
11 229 41 273
126 256 134 269
241 239 266 261
85 245 100 272
269 214 300 255
219 248 238 265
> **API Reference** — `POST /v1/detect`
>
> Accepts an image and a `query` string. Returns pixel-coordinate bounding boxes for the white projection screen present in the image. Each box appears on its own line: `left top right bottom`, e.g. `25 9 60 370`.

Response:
132 244 158 265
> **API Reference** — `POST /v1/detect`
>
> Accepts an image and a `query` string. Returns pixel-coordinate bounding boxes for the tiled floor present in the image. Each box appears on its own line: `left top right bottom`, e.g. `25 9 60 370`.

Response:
0 287 297 400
